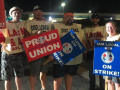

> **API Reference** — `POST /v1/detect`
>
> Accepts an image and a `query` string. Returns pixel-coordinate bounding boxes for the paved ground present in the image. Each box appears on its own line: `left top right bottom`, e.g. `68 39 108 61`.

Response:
0 75 89 90
0 61 101 90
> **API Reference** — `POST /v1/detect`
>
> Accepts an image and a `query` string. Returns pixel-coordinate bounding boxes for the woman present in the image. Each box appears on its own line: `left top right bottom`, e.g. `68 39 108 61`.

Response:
103 21 120 90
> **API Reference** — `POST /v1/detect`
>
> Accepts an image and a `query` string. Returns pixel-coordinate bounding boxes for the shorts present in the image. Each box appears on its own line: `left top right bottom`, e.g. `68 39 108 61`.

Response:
1 51 25 80
53 64 79 78
108 76 120 84
30 57 49 76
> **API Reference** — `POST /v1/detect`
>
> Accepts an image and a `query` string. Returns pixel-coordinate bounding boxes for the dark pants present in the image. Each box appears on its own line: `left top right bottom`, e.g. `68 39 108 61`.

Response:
88 60 105 90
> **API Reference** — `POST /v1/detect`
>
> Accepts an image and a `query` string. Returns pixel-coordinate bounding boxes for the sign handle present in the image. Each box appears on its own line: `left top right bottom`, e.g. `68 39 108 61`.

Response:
105 76 108 90
43 60 50 65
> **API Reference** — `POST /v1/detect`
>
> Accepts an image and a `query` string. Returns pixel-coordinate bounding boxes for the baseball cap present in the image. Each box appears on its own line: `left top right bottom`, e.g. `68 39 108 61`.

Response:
33 5 42 11
91 13 100 19
9 6 23 17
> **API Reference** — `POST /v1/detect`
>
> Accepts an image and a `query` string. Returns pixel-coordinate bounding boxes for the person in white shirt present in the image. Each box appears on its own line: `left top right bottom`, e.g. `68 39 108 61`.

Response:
25 5 54 90
84 14 106 90
53 11 87 90
0 6 31 90
102 21 120 90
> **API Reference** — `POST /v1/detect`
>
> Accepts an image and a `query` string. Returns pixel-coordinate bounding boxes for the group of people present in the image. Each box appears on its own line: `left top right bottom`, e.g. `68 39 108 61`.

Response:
0 5 120 90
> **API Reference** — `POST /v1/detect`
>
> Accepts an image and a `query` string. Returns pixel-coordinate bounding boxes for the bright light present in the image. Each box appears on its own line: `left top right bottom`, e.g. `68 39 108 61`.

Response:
52 20 57 22
49 16 52 21
89 10 92 13
110 17 113 20
74 17 76 19
61 3 65 7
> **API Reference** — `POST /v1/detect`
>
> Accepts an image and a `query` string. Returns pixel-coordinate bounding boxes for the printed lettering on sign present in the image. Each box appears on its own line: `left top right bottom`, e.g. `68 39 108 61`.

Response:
22 29 63 62
94 40 120 77
0 0 6 29
52 30 86 67
0 23 5 27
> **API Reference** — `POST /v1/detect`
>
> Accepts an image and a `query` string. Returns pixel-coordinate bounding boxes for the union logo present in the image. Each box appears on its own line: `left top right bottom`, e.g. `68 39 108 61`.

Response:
38 36 45 44
101 51 114 64
62 43 73 54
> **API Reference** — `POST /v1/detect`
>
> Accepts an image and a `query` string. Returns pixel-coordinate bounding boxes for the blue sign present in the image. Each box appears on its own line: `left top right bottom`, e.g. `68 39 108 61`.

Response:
52 30 86 67
93 40 120 77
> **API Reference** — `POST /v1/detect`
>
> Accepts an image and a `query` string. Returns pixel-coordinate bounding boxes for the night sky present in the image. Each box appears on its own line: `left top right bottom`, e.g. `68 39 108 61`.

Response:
4 0 120 14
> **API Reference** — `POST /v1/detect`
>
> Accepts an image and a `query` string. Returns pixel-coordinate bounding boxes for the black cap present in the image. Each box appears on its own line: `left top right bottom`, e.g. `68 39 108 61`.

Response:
91 13 100 19
33 5 42 11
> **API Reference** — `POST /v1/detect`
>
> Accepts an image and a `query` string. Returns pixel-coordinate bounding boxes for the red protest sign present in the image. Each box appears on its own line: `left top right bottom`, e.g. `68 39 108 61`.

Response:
22 29 63 62
0 0 6 29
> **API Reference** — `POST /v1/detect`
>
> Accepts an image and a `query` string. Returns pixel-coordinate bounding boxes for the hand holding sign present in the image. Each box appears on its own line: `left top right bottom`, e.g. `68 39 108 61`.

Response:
37 31 44 34
48 55 54 61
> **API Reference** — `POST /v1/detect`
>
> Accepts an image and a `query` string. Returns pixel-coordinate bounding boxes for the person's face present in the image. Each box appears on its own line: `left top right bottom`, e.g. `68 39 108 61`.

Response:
64 14 73 25
91 18 100 25
106 23 116 36
11 10 21 20
33 10 43 19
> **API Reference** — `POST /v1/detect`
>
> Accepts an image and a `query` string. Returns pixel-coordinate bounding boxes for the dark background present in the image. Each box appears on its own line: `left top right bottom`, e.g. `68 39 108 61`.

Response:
4 0 120 32
4 0 120 13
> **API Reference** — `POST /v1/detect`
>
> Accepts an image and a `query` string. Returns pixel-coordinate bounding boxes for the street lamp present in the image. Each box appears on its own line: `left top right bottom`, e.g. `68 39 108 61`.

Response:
89 10 92 13
49 16 52 21
110 17 113 20
61 3 65 13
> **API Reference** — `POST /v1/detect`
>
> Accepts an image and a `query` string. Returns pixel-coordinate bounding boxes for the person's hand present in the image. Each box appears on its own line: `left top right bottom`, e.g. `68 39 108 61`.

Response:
37 31 44 35
107 80 114 85
48 55 54 61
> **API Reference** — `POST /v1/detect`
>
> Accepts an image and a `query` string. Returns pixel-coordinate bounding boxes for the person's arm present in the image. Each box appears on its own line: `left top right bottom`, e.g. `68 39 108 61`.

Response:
46 24 55 62
24 28 31 38
82 31 87 62
82 40 87 62
82 40 87 54
24 28 44 38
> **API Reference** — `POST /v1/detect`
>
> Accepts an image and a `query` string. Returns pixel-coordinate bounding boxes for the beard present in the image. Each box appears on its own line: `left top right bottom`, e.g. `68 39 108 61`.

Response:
66 19 73 25
92 21 99 26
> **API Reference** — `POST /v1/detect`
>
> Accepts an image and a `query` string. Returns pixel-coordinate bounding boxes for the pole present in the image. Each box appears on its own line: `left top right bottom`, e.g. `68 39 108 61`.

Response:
105 76 108 90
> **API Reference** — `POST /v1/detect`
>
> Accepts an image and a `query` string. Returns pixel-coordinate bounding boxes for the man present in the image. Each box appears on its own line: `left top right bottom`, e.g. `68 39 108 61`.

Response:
84 14 107 90
53 11 87 90
25 5 54 90
0 6 30 90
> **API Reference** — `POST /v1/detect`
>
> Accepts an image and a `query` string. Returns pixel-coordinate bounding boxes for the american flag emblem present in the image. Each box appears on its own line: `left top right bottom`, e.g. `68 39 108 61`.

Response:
101 51 114 64
38 36 45 44
62 43 73 54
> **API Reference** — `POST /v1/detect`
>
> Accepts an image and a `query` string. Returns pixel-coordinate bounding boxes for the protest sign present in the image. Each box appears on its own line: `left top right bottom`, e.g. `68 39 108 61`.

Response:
52 30 86 67
22 29 63 62
94 40 120 77
0 0 6 29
